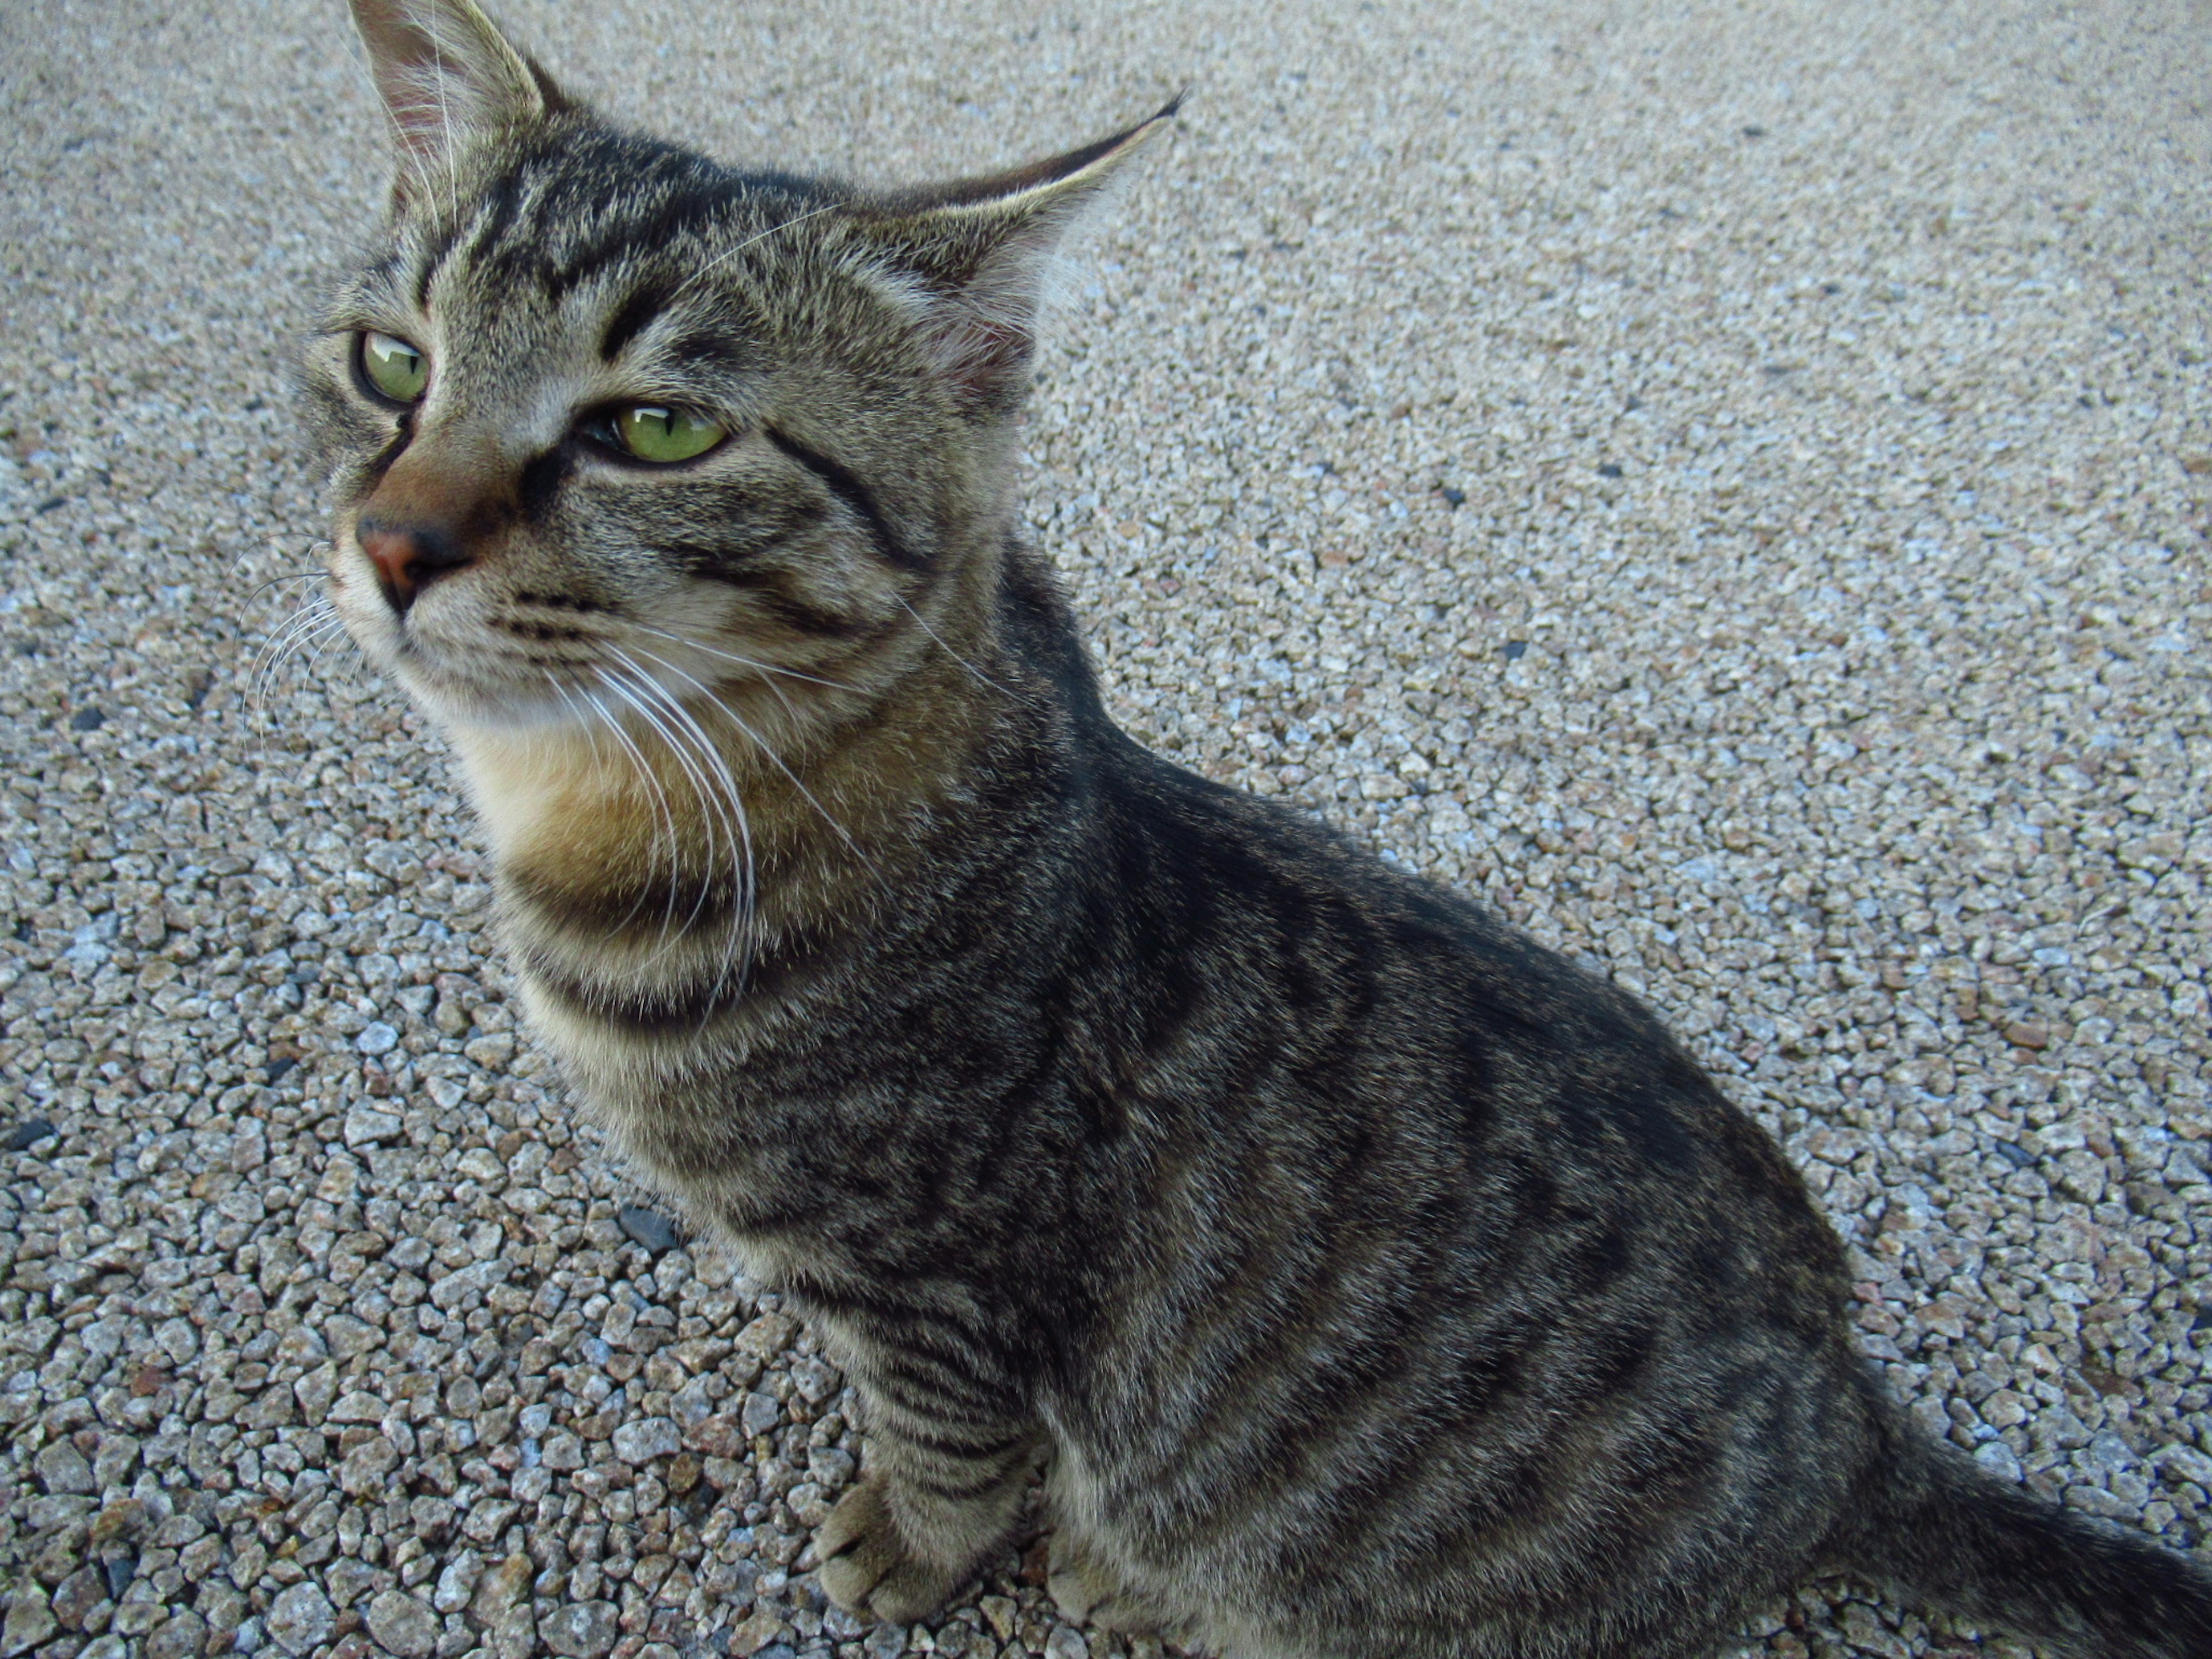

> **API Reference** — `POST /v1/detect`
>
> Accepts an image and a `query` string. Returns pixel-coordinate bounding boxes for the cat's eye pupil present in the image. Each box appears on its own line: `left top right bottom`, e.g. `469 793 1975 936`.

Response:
613 404 724 464
360 331 428 404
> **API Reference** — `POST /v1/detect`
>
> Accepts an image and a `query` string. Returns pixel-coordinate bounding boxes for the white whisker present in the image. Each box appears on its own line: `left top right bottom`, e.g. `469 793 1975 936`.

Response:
581 681 687 949
420 6 462 226
242 570 327 607
607 652 758 1002
597 665 742 970
624 626 811 741
249 600 346 719
891 589 1016 698
627 643 877 880
668 202 840 310
541 671 662 941
624 623 860 694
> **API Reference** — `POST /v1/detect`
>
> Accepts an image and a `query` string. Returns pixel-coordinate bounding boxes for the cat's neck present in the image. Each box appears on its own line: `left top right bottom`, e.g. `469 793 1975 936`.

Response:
444 606 1020 959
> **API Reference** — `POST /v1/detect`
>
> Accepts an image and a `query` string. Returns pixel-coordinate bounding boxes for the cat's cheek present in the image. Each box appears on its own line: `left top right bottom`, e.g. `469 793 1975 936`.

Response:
325 559 404 663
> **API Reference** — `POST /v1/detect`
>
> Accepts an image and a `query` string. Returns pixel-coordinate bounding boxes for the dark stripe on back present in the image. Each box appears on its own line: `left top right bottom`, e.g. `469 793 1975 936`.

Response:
763 426 923 570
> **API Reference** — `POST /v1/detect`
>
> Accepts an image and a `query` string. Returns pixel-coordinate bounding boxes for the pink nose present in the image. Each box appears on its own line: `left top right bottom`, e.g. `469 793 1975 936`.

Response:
358 520 474 615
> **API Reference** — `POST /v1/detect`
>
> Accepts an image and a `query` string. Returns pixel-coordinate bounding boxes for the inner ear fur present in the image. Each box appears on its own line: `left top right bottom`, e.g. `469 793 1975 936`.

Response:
349 0 563 180
855 99 1180 415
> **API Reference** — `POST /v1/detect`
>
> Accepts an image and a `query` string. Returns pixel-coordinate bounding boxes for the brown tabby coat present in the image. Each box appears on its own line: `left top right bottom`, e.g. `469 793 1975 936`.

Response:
302 3 2212 1655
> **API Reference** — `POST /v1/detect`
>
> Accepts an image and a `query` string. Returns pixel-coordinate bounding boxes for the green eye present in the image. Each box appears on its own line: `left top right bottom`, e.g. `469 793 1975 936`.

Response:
613 405 725 464
360 331 428 403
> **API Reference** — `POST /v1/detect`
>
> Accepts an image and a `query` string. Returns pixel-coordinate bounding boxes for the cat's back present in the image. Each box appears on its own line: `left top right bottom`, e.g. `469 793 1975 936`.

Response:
1085 736 1836 1258
1042 744 1877 1642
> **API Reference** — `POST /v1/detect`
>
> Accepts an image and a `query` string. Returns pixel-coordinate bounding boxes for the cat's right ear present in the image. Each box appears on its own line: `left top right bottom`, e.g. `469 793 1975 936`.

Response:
349 0 558 187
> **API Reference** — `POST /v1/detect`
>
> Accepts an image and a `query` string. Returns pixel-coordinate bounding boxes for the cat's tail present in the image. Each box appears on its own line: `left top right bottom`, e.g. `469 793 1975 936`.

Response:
1840 1409 2212 1659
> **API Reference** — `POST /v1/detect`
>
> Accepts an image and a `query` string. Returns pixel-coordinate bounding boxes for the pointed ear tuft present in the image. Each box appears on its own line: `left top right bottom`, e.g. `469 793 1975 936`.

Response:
349 0 556 181
859 100 1180 416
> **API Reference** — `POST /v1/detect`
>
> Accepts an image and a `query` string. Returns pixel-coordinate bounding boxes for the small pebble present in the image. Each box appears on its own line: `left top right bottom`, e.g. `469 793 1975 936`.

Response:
619 1202 684 1253
364 1590 440 1659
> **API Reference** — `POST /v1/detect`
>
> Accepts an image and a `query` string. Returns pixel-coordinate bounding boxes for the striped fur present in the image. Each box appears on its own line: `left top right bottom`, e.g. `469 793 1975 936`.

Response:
303 5 2212 1655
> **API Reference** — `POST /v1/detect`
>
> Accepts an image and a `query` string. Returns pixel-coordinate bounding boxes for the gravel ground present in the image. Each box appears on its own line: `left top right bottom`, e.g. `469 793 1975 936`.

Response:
2 2 2209 1657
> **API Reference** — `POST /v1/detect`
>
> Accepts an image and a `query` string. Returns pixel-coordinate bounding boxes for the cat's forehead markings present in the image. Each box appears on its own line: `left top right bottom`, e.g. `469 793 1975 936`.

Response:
524 147 767 305
592 283 769 380
597 281 677 365
410 167 525 315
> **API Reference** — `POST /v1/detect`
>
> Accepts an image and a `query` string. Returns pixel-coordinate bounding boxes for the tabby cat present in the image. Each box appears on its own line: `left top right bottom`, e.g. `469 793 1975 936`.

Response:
301 3 2212 1654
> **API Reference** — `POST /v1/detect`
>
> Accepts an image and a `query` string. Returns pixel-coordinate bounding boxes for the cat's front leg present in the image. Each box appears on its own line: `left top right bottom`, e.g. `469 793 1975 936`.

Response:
816 1381 1043 1624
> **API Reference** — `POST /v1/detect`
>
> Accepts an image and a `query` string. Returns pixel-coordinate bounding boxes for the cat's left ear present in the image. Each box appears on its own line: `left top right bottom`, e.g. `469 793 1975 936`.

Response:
349 0 560 183
858 99 1180 416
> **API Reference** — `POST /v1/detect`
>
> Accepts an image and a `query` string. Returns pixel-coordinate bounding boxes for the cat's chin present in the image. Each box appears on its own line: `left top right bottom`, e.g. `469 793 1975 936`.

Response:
380 649 595 737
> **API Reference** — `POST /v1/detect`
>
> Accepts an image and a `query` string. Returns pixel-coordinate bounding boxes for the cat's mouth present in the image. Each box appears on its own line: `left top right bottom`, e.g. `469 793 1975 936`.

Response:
334 562 807 747
391 633 593 729
324 511 854 759
326 554 597 726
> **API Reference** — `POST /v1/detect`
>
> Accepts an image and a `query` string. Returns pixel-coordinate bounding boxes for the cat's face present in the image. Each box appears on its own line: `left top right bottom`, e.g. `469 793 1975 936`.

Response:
306 0 1165 747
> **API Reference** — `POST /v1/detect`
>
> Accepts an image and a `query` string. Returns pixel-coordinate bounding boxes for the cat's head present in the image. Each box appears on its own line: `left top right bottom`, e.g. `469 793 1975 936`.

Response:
303 0 1169 743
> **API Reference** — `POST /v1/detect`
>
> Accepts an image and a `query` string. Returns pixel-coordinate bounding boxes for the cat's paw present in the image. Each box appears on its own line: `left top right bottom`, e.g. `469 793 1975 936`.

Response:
817 1478 967 1624
1047 1530 1161 1637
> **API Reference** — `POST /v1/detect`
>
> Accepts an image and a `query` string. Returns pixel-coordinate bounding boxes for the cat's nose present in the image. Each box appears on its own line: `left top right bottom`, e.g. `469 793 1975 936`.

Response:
357 520 475 615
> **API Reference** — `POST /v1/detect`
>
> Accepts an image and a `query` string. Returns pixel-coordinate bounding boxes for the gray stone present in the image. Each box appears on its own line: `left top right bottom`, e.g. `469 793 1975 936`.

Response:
1 1118 59 1152
429 1258 506 1309
611 1416 682 1465
324 1316 384 1361
342 1105 403 1147
365 1589 439 1659
617 1204 683 1254
741 1392 782 1437
730 1609 791 1657
339 1434 400 1496
736 1313 800 1360
264 1583 335 1657
541 1431 586 1472
468 1553 535 1624
490 1606 537 1659
2156 1442 2212 1489
789 1356 842 1404
433 1548 482 1614
34 1438 96 1495
115 1602 165 1638
145 1611 207 1659
2 1586 57 1658
291 1363 340 1423
329 1391 388 1425
325 1557 384 1609
540 1600 620 1658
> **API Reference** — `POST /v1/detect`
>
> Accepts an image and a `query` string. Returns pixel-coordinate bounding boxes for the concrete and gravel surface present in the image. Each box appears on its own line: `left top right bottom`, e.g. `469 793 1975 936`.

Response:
2 1 2209 1656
